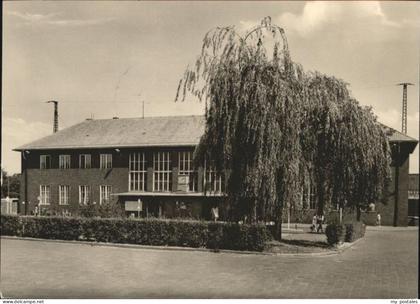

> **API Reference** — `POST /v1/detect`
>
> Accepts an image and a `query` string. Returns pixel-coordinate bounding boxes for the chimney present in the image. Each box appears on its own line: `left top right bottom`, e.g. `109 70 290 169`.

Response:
46 100 59 133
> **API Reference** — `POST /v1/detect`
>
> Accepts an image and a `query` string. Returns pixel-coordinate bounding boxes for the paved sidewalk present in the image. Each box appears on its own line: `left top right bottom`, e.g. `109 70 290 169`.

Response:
1 228 418 298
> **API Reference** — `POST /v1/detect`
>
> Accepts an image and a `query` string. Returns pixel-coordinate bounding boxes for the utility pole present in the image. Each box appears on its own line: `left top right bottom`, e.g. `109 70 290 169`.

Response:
397 83 414 134
46 100 59 133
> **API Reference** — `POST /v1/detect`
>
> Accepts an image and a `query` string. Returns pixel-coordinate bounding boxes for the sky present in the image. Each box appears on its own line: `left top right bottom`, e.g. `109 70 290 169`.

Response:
2 1 419 174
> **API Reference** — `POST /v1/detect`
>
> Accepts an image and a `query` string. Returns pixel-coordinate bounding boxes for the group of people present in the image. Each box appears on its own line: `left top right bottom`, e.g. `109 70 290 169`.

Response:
310 214 325 233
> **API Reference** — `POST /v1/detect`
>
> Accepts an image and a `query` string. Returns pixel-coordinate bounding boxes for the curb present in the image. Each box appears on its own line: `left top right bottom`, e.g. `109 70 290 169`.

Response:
335 235 365 252
1 235 345 257
1 236 271 256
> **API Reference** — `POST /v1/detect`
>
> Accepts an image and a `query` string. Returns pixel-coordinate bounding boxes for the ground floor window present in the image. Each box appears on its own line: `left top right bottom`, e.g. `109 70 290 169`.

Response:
79 185 91 205
59 185 70 205
178 151 198 192
204 161 225 194
100 185 112 204
129 152 147 191
39 185 51 205
153 152 172 192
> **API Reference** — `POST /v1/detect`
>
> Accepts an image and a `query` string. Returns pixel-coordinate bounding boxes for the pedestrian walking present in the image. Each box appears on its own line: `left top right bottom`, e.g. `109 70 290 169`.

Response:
316 215 324 233
376 213 381 226
311 215 317 232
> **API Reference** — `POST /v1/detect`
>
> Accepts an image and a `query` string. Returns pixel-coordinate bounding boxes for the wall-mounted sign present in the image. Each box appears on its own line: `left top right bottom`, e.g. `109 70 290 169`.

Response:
177 175 189 192
125 200 142 211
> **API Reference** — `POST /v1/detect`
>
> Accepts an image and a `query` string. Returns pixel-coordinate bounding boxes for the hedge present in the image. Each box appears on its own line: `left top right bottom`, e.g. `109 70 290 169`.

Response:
0 215 271 252
325 221 366 246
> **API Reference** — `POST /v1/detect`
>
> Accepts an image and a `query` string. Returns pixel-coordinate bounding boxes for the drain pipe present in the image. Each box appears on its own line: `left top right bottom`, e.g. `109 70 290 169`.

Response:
393 143 400 227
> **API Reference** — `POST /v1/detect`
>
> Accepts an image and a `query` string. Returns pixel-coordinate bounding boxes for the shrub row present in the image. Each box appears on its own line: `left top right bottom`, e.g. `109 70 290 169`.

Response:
325 221 366 246
0 215 271 251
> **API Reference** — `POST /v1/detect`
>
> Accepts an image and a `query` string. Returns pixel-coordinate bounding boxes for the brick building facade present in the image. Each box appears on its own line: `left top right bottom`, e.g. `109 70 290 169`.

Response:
15 115 417 225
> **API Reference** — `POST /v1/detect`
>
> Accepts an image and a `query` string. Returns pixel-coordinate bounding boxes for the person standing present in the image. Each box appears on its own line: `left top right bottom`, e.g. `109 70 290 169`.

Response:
211 205 219 222
311 215 317 232
376 213 381 226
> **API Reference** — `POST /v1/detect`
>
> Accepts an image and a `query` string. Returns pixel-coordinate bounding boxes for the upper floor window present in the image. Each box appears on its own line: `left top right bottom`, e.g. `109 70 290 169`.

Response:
204 160 225 194
39 185 51 205
100 154 112 169
129 152 146 191
100 185 112 204
59 155 71 169
59 185 70 205
79 154 91 169
178 151 198 192
153 152 172 192
79 185 91 205
40 155 51 169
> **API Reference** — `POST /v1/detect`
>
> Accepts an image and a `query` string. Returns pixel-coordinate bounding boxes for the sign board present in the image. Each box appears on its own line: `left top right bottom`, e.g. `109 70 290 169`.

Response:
125 200 142 212
177 175 189 192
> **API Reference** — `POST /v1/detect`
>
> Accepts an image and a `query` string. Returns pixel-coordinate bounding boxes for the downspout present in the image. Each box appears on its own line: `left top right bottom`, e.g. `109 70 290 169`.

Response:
23 151 28 215
393 143 400 227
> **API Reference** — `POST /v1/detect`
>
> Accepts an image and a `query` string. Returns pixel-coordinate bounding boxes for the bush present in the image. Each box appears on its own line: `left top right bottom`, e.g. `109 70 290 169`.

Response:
0 215 271 252
78 201 124 218
325 223 346 246
0 215 21 235
325 221 366 245
345 222 366 242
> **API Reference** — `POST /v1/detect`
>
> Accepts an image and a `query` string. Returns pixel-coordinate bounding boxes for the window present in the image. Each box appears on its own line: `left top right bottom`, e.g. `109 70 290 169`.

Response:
153 152 172 192
100 185 112 204
40 155 51 169
79 185 91 205
100 154 112 169
204 160 225 194
129 152 147 191
178 151 198 192
59 185 70 205
59 155 71 169
302 182 317 210
79 154 91 169
39 185 51 205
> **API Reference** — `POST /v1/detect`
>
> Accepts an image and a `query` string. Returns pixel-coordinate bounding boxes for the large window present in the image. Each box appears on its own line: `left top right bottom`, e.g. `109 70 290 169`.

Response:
204 160 225 194
79 154 91 169
79 185 91 205
153 152 172 192
40 155 51 169
129 152 147 191
100 154 112 169
178 151 198 192
59 155 71 169
302 182 317 210
100 185 112 204
39 185 51 205
59 185 70 205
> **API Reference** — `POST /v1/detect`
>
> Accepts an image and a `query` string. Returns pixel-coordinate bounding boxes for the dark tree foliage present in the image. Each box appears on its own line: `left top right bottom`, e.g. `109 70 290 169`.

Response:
1 168 20 199
176 17 391 239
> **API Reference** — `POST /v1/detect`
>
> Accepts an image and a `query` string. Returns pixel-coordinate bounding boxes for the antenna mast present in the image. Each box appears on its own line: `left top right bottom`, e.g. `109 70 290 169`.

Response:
397 83 414 134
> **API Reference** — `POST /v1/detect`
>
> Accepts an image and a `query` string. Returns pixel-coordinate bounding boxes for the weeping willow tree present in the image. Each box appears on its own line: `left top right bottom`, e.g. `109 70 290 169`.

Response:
176 17 391 239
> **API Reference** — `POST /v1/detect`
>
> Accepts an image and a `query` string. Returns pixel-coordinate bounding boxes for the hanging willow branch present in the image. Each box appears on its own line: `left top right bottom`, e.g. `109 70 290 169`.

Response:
175 17 391 234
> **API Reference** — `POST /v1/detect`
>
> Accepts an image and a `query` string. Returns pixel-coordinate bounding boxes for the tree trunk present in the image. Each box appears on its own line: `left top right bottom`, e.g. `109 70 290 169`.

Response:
274 208 283 241
356 207 361 222
317 177 325 216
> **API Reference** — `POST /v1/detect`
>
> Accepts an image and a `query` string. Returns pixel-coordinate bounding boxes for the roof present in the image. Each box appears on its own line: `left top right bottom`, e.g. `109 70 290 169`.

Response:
381 124 418 143
14 115 418 151
15 115 205 151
